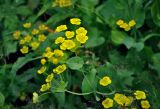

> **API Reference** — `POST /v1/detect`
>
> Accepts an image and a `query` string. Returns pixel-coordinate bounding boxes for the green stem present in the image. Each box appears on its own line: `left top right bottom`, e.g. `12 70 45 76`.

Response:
142 33 160 42
96 90 116 96
65 90 93 96
65 90 116 96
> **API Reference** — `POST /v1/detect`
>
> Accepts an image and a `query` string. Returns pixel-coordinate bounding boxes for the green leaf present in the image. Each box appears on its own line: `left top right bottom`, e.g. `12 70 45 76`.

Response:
54 92 65 106
16 6 32 16
111 30 127 45
123 37 135 49
3 41 17 56
133 42 144 51
66 56 84 70
82 69 97 93
86 37 105 48
38 93 49 103
86 27 105 48
151 0 160 27
0 92 5 106
53 81 68 93
152 53 160 74
10 54 35 75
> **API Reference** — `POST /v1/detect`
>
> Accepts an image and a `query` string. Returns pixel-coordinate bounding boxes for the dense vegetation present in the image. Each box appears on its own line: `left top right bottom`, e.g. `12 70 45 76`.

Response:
0 0 160 109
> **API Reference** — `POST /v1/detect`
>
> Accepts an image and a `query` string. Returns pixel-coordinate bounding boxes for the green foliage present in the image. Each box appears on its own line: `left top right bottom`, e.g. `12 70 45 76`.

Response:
66 56 84 70
0 0 160 108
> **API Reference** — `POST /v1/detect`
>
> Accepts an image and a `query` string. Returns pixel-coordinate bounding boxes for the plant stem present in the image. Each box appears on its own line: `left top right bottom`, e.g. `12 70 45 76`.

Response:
65 90 116 96
65 90 93 96
143 33 160 42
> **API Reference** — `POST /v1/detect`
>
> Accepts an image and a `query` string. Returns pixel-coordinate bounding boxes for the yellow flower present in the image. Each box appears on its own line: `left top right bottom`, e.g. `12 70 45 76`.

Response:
116 19 124 25
55 25 67 32
51 57 59 64
24 35 32 42
134 90 146 100
102 98 113 109
32 92 38 103
38 34 46 42
120 23 129 29
61 40 76 50
129 20 136 27
65 31 75 38
41 58 46 65
125 96 133 106
55 36 65 44
19 39 26 45
43 51 54 59
23 22 31 28
32 29 39 35
20 46 29 54
45 73 54 83
70 18 81 25
76 27 87 35
141 100 150 109
53 49 64 57
76 34 88 44
55 0 72 7
40 83 51 92
37 66 46 74
30 41 40 50
114 93 132 106
124 26 131 31
13 30 21 39
39 24 48 31
53 64 67 74
45 47 52 52
99 76 111 86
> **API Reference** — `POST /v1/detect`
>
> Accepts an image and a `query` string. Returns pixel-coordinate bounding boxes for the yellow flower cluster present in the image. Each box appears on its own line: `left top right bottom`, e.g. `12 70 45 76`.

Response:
54 0 72 7
13 23 48 54
54 18 88 52
99 76 111 86
42 47 64 65
134 90 150 109
114 93 133 106
31 18 88 102
116 19 136 31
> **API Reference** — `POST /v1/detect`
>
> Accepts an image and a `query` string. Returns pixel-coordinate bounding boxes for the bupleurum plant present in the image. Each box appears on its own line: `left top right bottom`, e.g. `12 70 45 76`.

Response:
13 17 151 109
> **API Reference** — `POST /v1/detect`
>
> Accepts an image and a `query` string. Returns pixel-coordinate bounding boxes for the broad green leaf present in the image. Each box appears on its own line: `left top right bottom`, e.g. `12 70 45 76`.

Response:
67 56 84 70
10 53 35 75
152 53 160 74
151 0 160 27
0 92 5 106
52 81 68 93
82 68 97 93
86 37 105 48
16 6 32 16
38 93 49 103
86 27 105 48
3 41 17 56
54 92 65 106
111 30 127 45
123 37 135 49
133 42 144 51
